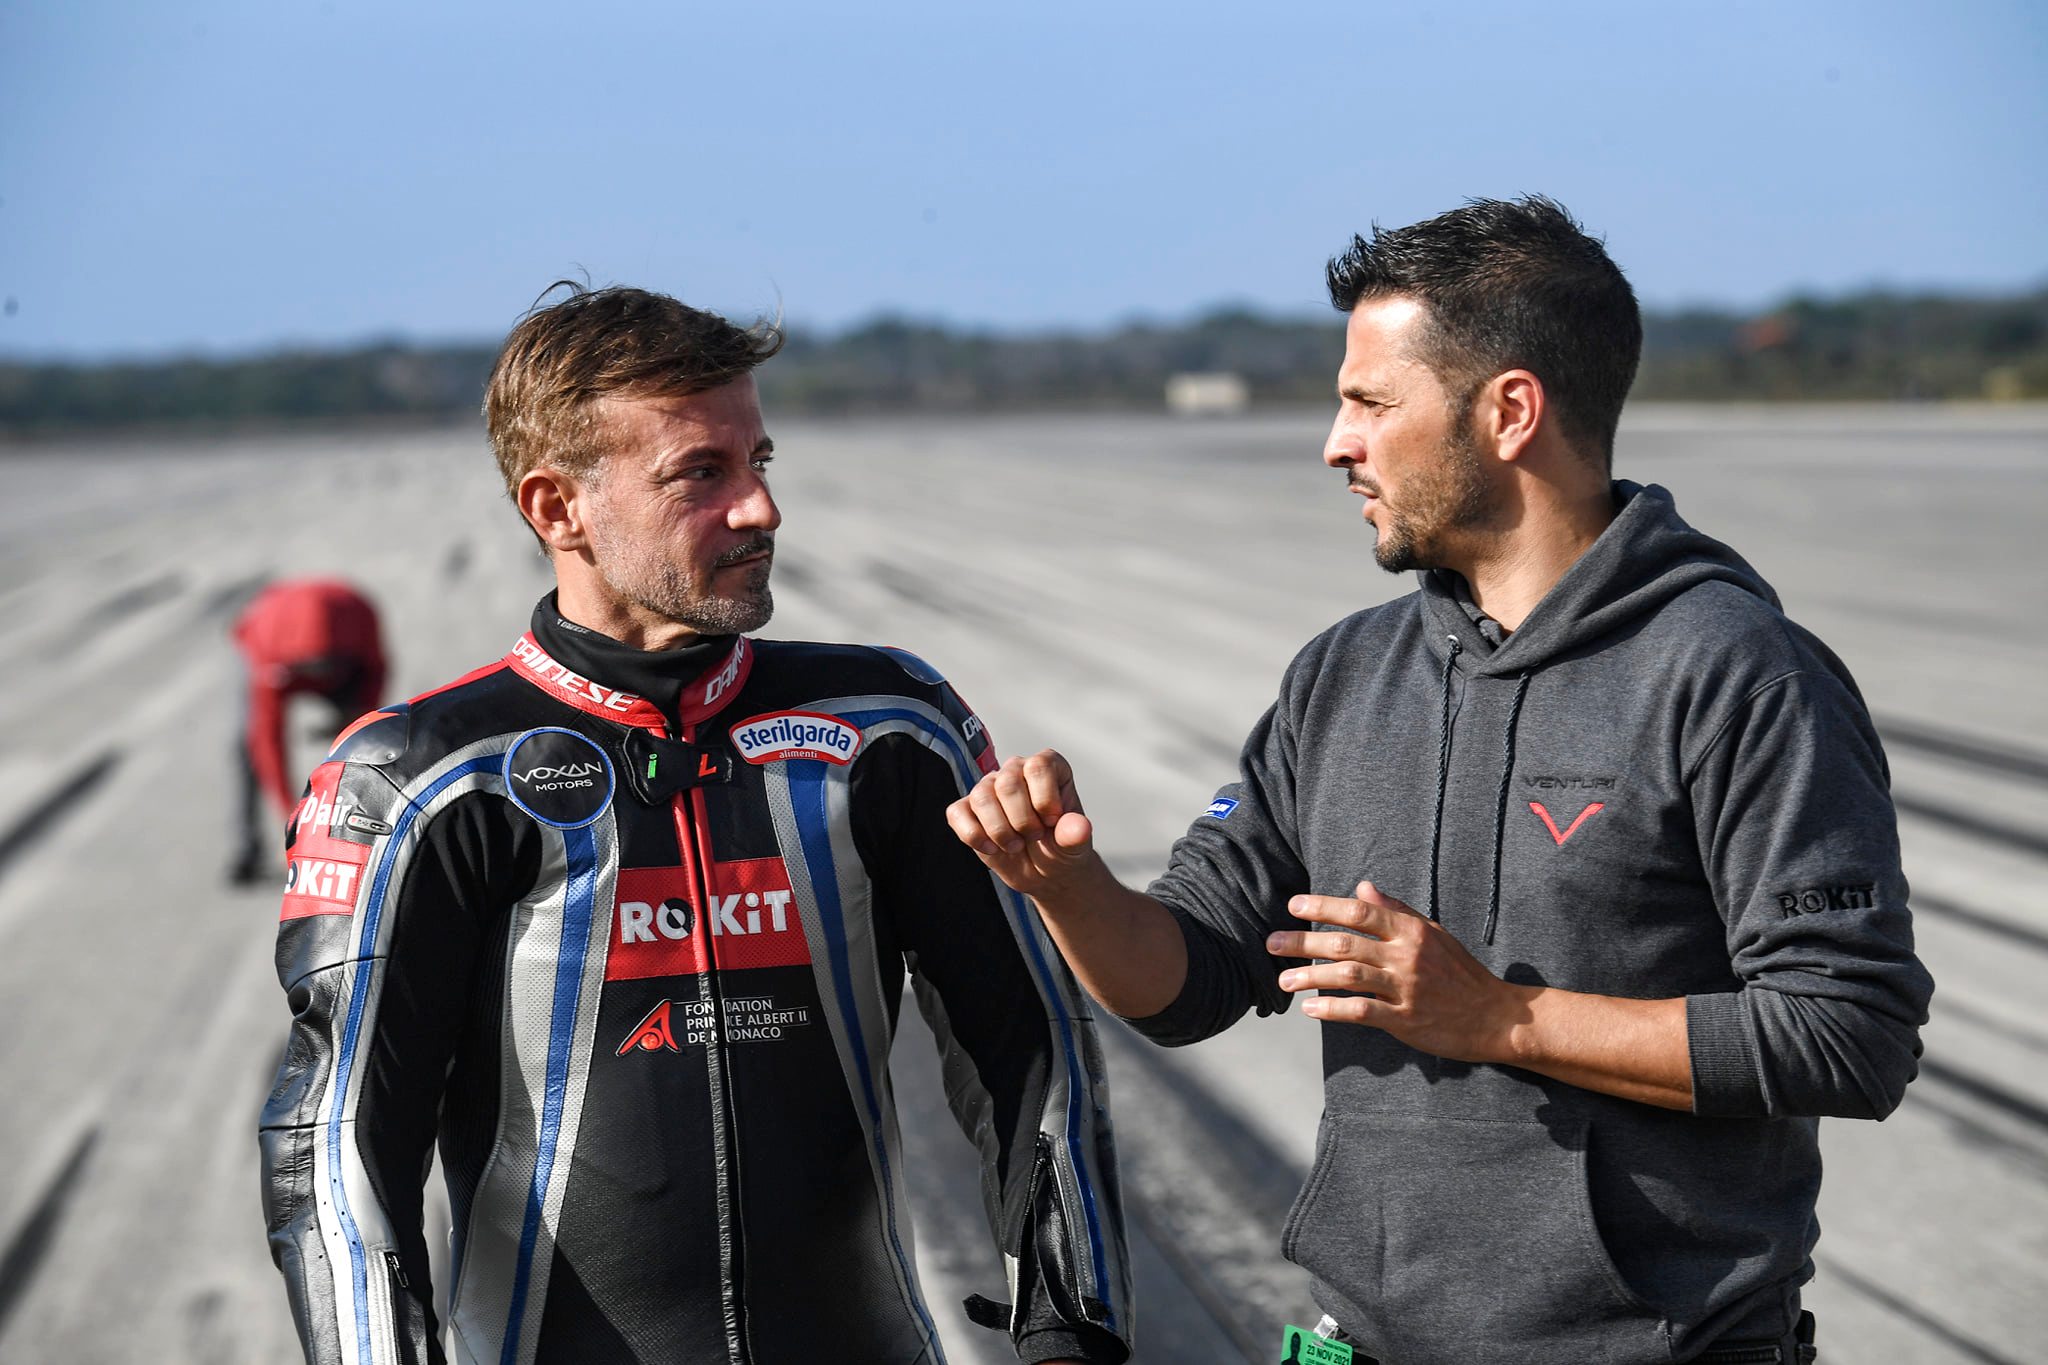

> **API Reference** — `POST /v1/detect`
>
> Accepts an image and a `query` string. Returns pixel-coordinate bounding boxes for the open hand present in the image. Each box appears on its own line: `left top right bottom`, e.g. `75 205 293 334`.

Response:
1265 880 1531 1064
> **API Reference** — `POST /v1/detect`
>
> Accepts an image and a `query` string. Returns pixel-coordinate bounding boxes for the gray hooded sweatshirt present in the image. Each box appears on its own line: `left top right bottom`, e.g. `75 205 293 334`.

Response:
1132 481 1933 1364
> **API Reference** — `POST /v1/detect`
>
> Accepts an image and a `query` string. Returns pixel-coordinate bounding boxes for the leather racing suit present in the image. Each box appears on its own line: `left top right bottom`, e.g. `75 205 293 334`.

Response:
258 597 1132 1364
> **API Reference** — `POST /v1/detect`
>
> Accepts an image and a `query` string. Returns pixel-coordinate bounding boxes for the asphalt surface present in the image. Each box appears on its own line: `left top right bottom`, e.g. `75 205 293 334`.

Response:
0 404 2042 1364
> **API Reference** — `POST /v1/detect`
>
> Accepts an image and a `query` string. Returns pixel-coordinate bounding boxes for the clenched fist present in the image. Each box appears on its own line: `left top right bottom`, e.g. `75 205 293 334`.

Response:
945 749 1105 902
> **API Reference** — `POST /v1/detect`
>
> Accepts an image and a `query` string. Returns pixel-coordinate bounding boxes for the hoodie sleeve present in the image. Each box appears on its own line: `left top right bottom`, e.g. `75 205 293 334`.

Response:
1129 666 1313 1048
1682 669 1934 1119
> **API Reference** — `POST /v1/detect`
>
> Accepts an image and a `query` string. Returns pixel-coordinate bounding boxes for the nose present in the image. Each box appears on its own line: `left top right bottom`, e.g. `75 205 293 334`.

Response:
1323 416 1362 471
731 471 781 533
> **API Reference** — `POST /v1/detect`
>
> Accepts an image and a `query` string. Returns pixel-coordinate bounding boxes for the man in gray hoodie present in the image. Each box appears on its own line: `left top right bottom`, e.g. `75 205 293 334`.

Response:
947 197 1933 1364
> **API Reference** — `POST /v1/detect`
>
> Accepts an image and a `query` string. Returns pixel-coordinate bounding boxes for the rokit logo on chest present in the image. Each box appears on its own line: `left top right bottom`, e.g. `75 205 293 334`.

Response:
605 856 811 980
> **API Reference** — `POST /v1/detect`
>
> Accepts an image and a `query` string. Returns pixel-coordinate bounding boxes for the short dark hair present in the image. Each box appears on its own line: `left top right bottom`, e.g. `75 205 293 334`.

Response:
1326 196 1641 462
485 283 783 496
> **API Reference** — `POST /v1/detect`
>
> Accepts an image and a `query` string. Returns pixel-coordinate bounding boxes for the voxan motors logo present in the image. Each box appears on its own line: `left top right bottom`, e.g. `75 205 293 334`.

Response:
515 761 603 792
729 712 862 766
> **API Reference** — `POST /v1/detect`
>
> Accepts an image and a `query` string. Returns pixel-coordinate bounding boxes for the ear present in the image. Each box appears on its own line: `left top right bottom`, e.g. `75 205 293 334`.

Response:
1480 369 1545 464
516 466 594 555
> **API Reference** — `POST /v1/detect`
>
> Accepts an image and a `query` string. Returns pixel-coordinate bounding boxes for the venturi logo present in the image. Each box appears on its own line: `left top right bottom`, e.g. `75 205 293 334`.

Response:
1529 800 1604 846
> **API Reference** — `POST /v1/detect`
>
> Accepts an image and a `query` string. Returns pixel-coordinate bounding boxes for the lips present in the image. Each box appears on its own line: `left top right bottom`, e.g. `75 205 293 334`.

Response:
714 538 776 569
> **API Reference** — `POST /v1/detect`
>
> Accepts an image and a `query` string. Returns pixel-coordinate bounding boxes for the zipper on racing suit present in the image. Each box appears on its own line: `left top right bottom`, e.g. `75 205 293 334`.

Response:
670 718 750 1365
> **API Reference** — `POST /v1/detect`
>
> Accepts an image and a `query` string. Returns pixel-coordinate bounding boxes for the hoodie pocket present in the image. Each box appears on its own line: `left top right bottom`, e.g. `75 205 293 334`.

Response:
1283 1112 1669 1363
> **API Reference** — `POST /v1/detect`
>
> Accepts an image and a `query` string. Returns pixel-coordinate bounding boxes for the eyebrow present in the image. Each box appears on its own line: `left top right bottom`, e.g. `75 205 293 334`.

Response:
660 436 774 470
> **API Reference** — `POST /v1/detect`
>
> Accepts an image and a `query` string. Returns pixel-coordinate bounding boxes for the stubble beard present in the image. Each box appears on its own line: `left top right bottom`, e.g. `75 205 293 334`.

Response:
591 527 776 635
1366 409 1500 574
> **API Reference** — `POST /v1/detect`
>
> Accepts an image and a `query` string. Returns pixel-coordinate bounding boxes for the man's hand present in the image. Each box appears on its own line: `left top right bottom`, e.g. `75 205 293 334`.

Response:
946 750 1107 902
1265 880 1529 1063
946 749 1189 1020
1267 879 1695 1109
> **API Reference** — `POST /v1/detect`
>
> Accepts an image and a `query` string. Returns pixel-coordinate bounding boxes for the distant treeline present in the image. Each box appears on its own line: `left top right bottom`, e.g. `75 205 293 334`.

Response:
3 287 2045 434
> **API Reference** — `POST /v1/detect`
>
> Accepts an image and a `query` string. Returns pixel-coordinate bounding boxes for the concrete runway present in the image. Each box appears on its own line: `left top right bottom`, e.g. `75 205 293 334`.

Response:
0 404 2043 1363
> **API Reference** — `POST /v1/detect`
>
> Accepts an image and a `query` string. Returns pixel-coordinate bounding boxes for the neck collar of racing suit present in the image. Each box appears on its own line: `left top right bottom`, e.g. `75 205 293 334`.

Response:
513 592 754 733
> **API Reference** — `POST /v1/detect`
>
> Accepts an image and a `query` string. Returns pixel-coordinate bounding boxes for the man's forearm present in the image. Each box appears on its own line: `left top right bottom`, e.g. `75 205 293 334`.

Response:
1504 988 1693 1111
1272 885 1697 1110
1032 865 1188 1020
948 750 1192 1019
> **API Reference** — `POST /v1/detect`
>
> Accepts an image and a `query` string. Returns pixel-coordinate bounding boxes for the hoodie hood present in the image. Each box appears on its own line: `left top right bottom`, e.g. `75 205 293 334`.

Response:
1409 481 1783 942
1421 481 1780 675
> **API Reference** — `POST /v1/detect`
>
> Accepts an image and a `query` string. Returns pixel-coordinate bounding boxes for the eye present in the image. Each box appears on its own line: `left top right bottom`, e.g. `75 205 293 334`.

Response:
750 454 774 473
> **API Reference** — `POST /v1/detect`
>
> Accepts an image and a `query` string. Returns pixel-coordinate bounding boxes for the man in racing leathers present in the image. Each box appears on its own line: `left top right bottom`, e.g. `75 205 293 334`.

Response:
257 285 1131 1365
229 577 386 884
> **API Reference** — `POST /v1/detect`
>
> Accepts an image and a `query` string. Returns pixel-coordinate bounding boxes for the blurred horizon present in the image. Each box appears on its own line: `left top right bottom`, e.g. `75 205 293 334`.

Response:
4 279 2048 369
3 0 2044 363
8 284 2047 434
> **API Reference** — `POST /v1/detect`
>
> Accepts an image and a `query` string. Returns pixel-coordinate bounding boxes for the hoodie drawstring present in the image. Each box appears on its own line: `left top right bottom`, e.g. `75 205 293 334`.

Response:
1425 636 1461 923
1483 670 1533 945
1424 633 1531 944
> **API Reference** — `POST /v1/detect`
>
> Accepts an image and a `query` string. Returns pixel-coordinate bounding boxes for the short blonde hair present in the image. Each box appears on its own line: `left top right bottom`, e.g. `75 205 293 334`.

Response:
485 283 783 496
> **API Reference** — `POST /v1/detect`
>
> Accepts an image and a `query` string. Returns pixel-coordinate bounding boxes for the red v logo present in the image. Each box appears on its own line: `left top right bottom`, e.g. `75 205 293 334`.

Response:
1530 801 1605 845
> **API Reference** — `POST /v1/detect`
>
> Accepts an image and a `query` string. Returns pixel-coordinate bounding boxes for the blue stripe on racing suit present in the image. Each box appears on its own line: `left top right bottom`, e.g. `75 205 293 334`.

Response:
330 754 498 1363
500 822 600 1362
784 757 944 1350
842 706 1113 1323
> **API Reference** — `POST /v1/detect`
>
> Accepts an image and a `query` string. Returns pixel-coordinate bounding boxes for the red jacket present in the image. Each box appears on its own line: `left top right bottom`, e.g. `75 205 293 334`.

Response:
233 579 386 816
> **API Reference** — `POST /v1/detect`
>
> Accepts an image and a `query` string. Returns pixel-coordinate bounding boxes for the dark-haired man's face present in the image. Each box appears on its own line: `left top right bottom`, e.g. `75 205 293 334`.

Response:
580 377 781 635
1323 297 1498 574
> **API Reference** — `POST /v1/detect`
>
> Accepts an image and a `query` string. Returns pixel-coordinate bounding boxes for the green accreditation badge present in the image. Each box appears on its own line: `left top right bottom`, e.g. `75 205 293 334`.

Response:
1279 1324 1352 1364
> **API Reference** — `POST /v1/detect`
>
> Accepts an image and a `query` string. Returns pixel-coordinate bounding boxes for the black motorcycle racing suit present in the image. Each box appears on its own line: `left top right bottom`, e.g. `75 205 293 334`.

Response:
259 598 1132 1364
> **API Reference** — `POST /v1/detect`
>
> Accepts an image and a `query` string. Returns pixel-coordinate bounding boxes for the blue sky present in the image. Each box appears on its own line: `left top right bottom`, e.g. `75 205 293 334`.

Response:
2 0 2043 358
